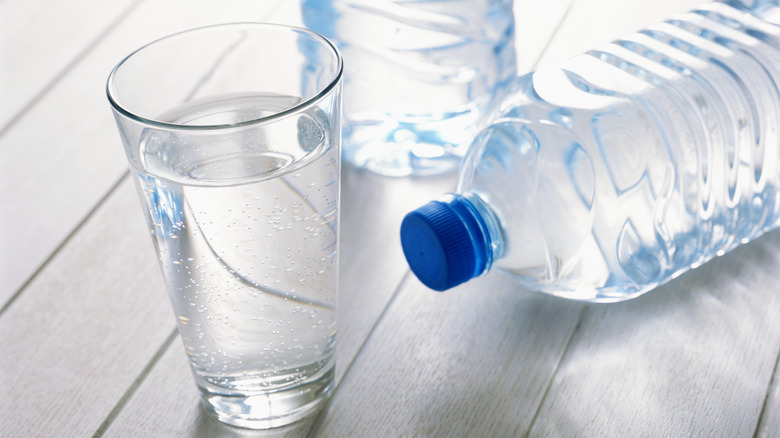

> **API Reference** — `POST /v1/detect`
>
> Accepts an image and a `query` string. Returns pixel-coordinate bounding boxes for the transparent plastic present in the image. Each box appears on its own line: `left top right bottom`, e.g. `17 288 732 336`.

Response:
402 1 780 301
302 0 517 176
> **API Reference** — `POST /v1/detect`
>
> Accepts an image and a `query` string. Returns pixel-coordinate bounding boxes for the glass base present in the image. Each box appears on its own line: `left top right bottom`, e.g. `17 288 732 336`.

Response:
198 366 334 430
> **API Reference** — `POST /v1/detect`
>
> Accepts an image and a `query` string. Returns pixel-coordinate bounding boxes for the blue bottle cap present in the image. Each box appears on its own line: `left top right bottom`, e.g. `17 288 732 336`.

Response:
400 195 490 291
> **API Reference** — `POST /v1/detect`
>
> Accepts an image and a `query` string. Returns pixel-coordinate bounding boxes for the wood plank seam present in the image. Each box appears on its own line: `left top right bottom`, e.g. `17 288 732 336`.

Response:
0 0 146 139
753 345 780 437
526 0 577 72
91 327 179 438
524 304 588 437
263 0 288 24
0 169 129 317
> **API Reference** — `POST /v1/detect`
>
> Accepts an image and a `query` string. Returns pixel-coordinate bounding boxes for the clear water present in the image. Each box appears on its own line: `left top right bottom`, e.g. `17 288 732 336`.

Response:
461 2 780 301
130 93 338 427
302 0 516 176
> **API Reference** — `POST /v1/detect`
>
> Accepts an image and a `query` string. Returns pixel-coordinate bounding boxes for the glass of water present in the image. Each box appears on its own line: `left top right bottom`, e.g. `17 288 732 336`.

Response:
106 23 342 429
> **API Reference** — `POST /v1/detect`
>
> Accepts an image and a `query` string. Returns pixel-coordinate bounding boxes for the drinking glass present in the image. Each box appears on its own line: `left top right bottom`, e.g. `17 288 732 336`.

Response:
106 23 342 429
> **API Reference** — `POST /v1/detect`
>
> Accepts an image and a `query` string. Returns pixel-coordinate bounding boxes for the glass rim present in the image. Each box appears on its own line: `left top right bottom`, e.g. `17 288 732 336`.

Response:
105 22 343 131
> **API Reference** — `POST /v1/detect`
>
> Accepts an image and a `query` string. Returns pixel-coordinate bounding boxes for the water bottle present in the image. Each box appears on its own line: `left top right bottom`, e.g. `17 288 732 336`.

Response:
400 0 780 301
301 0 517 177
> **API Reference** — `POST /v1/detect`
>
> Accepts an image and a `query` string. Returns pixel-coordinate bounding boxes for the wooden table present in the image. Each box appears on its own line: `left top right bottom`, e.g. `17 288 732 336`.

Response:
4 0 780 436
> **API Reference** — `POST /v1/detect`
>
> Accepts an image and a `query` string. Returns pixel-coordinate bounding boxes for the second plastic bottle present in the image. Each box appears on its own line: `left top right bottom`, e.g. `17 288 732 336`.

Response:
302 0 517 176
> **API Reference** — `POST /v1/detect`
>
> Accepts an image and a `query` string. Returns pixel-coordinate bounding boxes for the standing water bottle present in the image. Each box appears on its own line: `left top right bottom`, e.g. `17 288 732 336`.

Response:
401 0 780 301
302 0 517 176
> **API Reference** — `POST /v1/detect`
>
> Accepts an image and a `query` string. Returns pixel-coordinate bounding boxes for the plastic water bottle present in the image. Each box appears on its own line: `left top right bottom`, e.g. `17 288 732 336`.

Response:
301 0 517 177
400 0 780 301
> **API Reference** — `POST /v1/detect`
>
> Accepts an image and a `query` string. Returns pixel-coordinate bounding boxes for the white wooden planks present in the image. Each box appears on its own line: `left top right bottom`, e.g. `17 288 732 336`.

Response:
313 273 585 437
1 1 292 436
0 0 290 309
0 0 138 132
529 231 780 436
0 177 175 437
757 357 780 437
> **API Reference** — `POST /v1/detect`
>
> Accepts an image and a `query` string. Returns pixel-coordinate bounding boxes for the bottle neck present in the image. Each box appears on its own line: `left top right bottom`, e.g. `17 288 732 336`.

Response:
400 192 504 291
449 192 505 276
